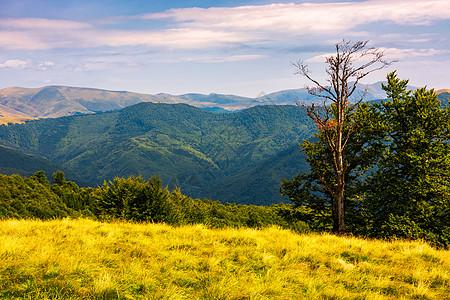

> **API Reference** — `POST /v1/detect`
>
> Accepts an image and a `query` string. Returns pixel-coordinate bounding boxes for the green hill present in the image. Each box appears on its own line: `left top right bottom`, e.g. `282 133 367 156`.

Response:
0 145 90 186
438 91 450 106
0 103 315 205
203 144 309 204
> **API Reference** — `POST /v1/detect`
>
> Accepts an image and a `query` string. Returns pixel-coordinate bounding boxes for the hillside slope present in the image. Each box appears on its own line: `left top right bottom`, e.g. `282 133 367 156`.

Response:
0 82 400 119
0 145 90 186
0 103 315 205
438 91 450 106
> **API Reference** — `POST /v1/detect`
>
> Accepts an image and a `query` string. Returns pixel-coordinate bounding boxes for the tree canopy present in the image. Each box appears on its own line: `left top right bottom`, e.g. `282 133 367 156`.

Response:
282 71 450 247
360 72 450 246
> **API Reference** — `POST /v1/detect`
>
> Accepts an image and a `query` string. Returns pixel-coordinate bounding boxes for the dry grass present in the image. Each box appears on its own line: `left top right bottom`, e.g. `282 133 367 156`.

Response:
0 218 448 299
0 117 36 125
437 89 450 94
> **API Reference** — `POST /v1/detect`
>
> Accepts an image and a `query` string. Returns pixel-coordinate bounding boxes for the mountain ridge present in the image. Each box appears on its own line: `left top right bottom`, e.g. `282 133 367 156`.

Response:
0 82 415 119
0 102 315 204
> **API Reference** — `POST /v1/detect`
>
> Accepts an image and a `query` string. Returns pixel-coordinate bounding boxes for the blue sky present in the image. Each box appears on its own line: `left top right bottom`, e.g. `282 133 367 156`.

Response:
0 0 449 97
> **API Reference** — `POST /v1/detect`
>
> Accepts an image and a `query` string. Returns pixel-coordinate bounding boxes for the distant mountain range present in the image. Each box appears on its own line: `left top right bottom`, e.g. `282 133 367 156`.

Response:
0 82 400 119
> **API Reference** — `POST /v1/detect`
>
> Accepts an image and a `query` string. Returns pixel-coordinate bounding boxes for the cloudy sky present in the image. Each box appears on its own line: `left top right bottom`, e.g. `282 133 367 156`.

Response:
0 0 449 97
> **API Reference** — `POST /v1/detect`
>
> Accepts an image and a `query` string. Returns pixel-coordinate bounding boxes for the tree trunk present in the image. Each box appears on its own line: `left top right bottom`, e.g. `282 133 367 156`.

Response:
335 178 345 235
334 106 345 235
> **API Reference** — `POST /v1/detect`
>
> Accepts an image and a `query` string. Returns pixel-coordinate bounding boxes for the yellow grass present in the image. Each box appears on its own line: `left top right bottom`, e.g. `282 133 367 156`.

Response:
0 117 36 125
0 219 448 299
437 89 450 94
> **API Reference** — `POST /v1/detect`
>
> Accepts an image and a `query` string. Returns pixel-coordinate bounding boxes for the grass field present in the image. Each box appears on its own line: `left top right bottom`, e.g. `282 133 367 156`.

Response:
0 219 448 299
0 117 36 125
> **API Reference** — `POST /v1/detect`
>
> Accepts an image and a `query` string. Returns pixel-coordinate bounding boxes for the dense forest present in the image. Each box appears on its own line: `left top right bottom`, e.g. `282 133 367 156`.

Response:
0 103 316 205
0 171 308 233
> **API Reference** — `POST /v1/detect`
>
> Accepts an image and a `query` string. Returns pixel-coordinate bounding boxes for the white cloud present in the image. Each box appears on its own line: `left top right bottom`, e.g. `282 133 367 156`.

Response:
381 47 449 59
306 47 449 63
0 0 448 51
94 28 252 49
37 61 55 71
0 18 91 30
0 59 31 69
143 0 450 33
0 59 55 70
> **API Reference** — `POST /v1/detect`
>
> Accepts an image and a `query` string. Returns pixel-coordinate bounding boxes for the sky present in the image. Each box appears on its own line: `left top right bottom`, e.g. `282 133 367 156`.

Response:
0 0 449 97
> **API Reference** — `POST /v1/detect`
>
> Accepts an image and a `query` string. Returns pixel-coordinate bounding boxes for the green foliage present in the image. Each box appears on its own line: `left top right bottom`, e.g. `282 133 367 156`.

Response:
0 103 315 205
280 100 386 233
51 171 66 185
282 71 450 247
0 172 71 219
93 174 307 230
361 72 450 247
31 170 49 185
0 171 306 232
0 171 95 220
95 175 178 223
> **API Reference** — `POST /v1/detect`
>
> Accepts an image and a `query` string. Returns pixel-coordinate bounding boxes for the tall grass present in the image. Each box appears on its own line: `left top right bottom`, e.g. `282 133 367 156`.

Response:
0 117 35 125
0 218 448 299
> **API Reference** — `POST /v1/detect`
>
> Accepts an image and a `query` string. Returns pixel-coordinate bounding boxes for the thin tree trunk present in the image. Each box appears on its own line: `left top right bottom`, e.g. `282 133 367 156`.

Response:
335 176 345 235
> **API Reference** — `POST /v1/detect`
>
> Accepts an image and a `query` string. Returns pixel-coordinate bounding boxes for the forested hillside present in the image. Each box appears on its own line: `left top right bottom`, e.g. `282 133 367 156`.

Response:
438 91 450 106
0 145 87 186
0 103 315 204
0 172 303 232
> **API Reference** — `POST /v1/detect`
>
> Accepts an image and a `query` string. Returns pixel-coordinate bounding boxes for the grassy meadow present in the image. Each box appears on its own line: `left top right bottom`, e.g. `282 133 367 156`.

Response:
0 117 36 125
0 219 448 299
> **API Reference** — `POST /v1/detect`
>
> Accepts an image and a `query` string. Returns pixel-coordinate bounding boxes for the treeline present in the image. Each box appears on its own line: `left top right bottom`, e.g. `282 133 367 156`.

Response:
0 171 308 232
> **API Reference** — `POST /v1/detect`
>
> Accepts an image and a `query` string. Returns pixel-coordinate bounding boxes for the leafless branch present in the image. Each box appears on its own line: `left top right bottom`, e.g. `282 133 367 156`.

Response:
293 39 394 235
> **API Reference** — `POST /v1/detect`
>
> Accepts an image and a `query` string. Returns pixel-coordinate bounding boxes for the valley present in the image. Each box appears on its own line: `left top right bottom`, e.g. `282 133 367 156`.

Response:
0 102 315 205
0 84 448 205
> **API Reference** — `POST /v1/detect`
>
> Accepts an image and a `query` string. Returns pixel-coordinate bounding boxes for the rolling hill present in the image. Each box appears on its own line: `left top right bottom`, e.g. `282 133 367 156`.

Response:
0 145 89 186
0 102 315 205
0 82 394 120
438 91 450 106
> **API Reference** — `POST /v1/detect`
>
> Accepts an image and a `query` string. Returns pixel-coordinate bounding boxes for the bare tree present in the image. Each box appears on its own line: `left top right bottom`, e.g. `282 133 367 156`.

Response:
293 40 393 235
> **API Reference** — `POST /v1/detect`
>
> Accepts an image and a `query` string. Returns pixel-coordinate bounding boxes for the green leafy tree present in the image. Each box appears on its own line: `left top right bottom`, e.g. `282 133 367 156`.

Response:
96 175 146 219
361 72 450 247
51 171 89 212
138 176 177 223
0 174 75 219
52 171 66 185
95 175 178 223
291 40 392 234
31 170 50 185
